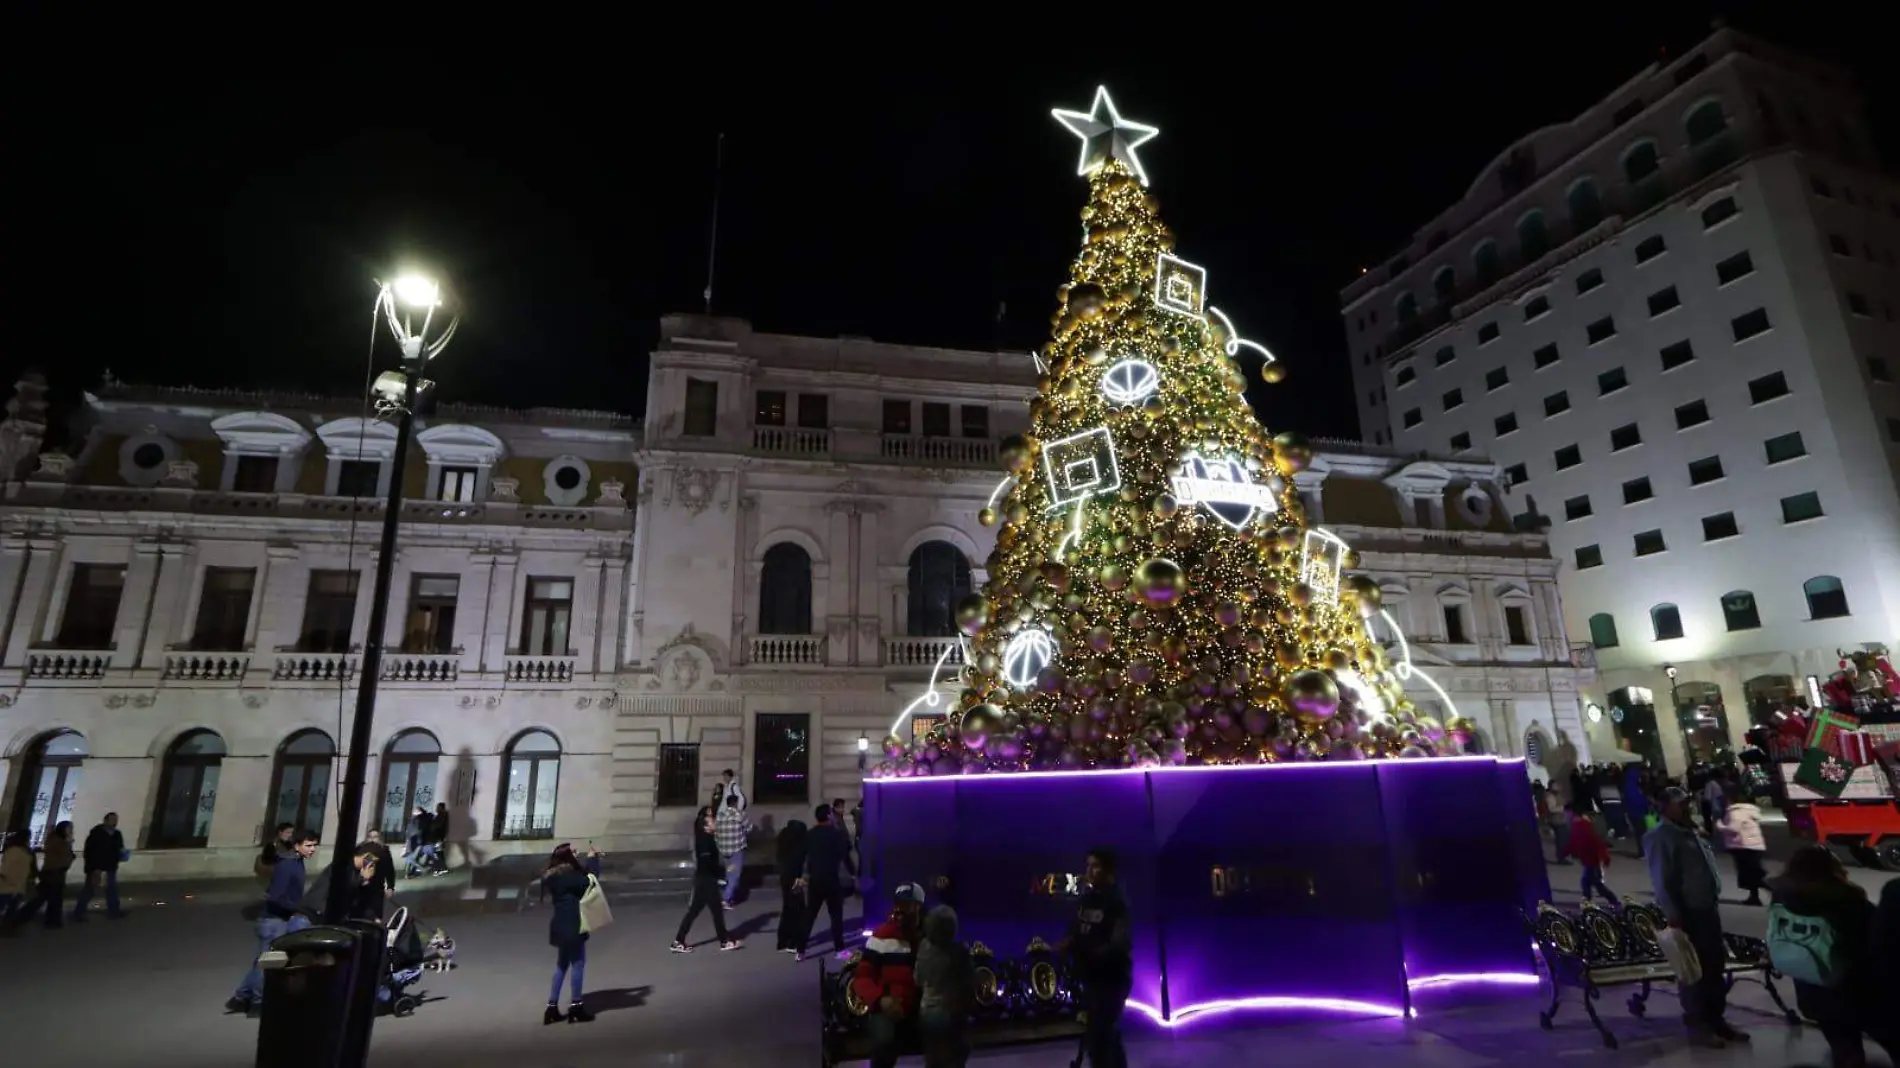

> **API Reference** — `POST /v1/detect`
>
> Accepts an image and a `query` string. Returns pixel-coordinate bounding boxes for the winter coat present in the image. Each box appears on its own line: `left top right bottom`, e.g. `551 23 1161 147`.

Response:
776 820 808 886
1718 803 1767 852
39 835 75 876
82 824 125 873
915 905 976 1014
1564 813 1612 867
854 914 921 1013
1766 872 1876 1025
0 843 36 896
545 866 592 951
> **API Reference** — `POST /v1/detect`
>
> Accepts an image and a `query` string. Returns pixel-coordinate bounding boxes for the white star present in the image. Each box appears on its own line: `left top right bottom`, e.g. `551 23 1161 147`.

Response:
1051 86 1160 187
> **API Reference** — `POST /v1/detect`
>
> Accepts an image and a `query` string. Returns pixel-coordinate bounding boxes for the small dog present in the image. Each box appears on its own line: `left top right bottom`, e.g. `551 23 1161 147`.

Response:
423 928 457 971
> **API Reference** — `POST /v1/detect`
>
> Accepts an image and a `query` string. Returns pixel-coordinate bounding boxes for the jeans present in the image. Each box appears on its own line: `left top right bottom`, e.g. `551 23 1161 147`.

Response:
722 850 744 903
866 1012 916 1068
920 1007 970 1068
1579 866 1620 905
1081 978 1130 1068
72 869 120 918
674 875 732 945
234 914 312 1003
549 944 586 1004
806 882 849 953
1676 909 1728 1032
1550 821 1571 864
11 871 68 927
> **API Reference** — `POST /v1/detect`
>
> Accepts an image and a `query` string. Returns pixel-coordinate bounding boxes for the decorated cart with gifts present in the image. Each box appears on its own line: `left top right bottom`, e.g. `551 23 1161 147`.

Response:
1770 702 1900 870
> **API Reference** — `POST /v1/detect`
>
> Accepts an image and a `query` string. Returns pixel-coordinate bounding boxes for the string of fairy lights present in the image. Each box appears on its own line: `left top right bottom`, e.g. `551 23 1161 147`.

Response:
874 88 1474 777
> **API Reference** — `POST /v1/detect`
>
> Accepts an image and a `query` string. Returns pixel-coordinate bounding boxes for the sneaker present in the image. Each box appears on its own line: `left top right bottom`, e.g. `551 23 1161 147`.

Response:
779 947 798 955
721 902 736 911
224 997 252 1015
669 941 693 954
719 939 744 951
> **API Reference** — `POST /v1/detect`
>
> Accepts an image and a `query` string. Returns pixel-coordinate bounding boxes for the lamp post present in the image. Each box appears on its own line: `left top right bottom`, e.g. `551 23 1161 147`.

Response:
1663 663 1681 770
325 274 459 925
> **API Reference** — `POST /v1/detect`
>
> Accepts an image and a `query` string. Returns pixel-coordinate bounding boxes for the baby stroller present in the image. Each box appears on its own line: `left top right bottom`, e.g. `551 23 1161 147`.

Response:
379 906 427 1017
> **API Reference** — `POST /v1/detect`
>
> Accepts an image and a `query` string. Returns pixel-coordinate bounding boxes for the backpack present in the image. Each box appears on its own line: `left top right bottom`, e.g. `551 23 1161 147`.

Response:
1766 903 1840 987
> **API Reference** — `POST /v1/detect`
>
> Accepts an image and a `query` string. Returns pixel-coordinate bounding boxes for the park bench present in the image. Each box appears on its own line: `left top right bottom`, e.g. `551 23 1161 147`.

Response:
818 939 1086 1067
1526 900 1798 1049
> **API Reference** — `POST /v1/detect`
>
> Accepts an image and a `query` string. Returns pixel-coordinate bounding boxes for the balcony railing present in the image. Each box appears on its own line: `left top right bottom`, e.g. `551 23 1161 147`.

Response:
498 813 556 840
880 435 997 467
273 652 359 682
886 636 966 669
752 425 832 456
163 653 251 681
25 650 112 680
506 655 576 684
746 634 826 666
382 653 460 683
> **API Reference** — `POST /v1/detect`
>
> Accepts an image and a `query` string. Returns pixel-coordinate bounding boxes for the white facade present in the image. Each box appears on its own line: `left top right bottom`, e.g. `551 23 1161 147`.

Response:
1338 28 1900 772
1 316 1596 876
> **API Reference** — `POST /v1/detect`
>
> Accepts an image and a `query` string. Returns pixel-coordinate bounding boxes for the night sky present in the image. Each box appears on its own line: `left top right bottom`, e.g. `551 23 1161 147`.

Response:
15 4 1887 442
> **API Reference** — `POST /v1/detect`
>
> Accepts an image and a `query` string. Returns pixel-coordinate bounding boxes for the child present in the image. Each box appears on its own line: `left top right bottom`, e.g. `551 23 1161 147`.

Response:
914 905 976 1068
1718 797 1768 906
1564 802 1620 907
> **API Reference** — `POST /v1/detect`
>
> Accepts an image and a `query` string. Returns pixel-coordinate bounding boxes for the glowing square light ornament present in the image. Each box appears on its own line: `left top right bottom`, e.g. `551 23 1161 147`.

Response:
1043 426 1121 508
1153 253 1208 320
1171 453 1278 530
1300 528 1350 599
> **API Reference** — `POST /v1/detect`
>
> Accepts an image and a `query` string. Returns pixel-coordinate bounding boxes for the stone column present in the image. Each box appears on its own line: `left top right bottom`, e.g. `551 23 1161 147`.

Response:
0 537 31 667
854 506 883 666
482 551 520 666
140 544 199 666
599 551 627 675
9 539 64 660
110 543 166 670
459 552 495 673
251 544 304 655
350 548 391 652
571 552 603 675
824 502 854 665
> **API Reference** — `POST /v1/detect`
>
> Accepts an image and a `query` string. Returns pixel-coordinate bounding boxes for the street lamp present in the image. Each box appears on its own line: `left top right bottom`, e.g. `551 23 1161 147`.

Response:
324 272 458 925
857 733 870 771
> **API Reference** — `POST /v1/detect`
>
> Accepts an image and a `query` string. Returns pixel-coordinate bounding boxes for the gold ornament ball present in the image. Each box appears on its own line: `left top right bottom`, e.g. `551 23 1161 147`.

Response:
977 507 998 528
1006 502 1029 525
1152 493 1178 517
1284 669 1341 718
1099 564 1129 591
1344 574 1382 618
1134 558 1187 605
954 594 990 636
1272 431 1313 474
1261 363 1287 385
1323 648 1353 672
998 434 1032 473
1069 283 1107 318
960 704 1003 749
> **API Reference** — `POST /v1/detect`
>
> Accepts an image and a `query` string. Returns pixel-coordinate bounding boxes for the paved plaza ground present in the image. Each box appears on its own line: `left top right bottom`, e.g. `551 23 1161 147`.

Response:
3 848 1890 1068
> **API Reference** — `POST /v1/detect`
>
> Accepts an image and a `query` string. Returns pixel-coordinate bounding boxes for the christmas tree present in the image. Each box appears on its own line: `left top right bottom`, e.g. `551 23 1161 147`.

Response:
878 88 1462 776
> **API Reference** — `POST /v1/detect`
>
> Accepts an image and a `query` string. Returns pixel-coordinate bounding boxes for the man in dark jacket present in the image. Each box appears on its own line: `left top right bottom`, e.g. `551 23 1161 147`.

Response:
71 812 127 921
794 804 857 956
228 828 319 1015
1063 848 1133 1068
669 809 740 953
363 830 397 896
1645 787 1743 1048
299 842 387 924
1767 846 1892 1066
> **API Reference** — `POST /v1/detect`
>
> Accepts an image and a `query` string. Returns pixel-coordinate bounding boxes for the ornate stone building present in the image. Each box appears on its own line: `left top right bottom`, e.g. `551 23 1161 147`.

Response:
0 315 1595 877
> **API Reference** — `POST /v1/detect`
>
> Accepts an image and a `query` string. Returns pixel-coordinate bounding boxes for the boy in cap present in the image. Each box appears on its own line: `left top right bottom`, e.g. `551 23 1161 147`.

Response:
854 882 927 1068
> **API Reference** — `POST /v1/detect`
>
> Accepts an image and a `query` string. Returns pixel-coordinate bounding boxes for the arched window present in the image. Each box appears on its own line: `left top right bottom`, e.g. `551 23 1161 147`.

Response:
268 730 334 835
1472 240 1503 286
1650 603 1684 641
498 730 561 840
1684 100 1728 146
12 730 86 848
1803 575 1849 620
1587 612 1619 649
1395 292 1418 325
758 542 813 635
1607 686 1665 767
1720 590 1761 632
907 541 972 637
1567 178 1604 232
1432 266 1456 305
1517 211 1551 262
1622 141 1661 183
153 729 226 848
378 729 441 835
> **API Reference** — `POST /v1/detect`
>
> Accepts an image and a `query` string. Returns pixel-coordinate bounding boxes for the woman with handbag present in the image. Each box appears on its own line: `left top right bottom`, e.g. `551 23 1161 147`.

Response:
542 843 603 1025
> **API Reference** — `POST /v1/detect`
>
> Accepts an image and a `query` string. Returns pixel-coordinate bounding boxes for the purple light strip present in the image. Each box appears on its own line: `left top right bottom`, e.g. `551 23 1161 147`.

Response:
1408 971 1541 989
874 755 1523 785
1123 972 1540 1027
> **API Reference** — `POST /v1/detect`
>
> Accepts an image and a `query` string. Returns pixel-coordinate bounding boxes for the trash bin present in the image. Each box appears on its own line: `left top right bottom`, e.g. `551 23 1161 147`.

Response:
255 920 387 1068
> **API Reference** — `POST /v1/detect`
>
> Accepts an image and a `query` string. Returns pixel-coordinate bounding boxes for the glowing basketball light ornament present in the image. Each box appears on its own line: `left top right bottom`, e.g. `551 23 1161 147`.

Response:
1002 627 1056 690
1171 454 1279 530
1100 358 1160 406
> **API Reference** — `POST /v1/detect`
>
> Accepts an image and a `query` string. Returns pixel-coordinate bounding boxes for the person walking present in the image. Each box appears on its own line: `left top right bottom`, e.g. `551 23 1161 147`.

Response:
1563 803 1620 906
403 805 430 877
542 843 602 1024
1063 848 1133 1068
716 769 747 812
714 795 751 909
362 829 397 899
254 823 293 885
24 821 75 929
916 904 976 1068
71 812 127 921
227 828 319 1016
793 804 857 957
1645 787 1745 1049
775 819 810 957
1766 845 1892 1067
1622 766 1650 857
670 808 741 953
428 802 452 875
1717 796 1768 906
0 830 36 932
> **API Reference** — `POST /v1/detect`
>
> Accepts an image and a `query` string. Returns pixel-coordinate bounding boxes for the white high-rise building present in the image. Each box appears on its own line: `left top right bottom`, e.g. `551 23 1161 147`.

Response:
1338 26 1900 772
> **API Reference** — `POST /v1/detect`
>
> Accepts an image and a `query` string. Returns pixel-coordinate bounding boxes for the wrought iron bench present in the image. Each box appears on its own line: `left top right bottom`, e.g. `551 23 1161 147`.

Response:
1526 900 1798 1049
819 937 1087 1067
